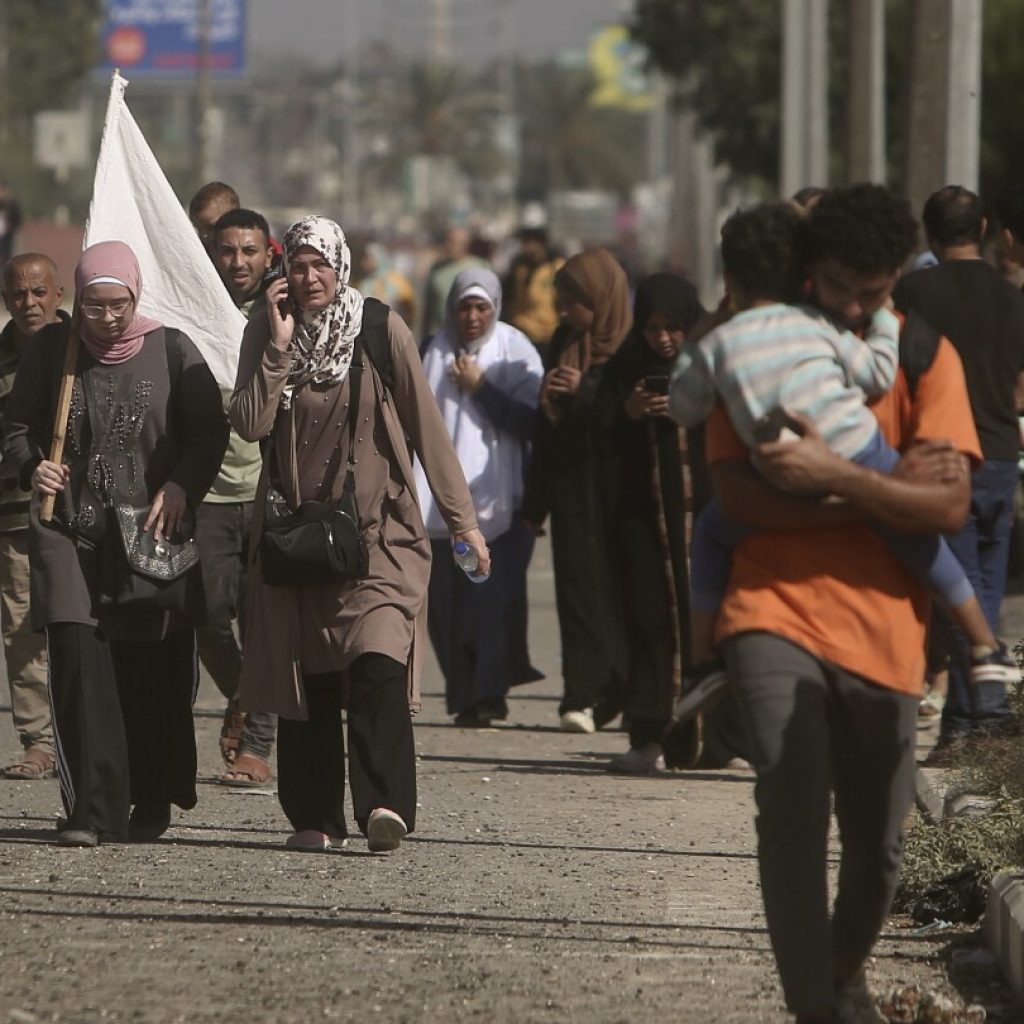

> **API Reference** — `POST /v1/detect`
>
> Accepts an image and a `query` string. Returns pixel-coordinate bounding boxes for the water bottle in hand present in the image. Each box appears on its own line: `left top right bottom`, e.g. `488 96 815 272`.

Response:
453 540 489 583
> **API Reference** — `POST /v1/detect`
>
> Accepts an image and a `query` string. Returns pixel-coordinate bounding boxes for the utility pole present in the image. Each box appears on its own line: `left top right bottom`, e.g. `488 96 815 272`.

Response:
431 0 451 66
846 0 886 183
904 0 951 216
194 0 212 187
340 0 361 229
780 0 830 196
945 0 982 188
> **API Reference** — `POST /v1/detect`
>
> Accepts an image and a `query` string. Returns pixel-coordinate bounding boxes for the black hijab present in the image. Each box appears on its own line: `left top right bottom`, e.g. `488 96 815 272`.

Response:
633 272 705 344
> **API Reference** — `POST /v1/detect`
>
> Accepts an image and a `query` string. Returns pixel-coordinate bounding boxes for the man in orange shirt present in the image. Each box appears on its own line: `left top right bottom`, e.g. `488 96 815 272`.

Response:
705 185 979 1023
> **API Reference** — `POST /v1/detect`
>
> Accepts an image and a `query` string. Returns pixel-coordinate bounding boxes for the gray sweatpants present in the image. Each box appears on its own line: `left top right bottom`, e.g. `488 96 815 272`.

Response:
721 631 918 1016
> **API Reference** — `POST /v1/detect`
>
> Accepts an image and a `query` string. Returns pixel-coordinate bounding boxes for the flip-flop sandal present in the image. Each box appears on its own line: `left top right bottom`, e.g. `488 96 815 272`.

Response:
3 746 56 780
219 701 246 766
219 752 272 788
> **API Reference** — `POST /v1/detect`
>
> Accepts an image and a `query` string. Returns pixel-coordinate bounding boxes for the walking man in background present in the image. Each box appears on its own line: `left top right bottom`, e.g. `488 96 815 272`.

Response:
895 186 1024 762
202 207 279 786
0 254 64 778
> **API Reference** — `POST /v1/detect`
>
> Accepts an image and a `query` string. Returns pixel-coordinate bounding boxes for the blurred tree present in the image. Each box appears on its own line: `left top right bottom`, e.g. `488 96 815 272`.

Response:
516 61 647 200
629 0 781 187
979 0 1024 204
0 0 102 215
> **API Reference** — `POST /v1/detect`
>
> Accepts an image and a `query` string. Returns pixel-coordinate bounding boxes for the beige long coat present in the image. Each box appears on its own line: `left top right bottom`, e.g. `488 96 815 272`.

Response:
229 306 477 720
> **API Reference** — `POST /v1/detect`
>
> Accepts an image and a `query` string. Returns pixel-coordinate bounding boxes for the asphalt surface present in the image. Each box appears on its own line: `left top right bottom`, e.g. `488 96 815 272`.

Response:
0 538 1019 1023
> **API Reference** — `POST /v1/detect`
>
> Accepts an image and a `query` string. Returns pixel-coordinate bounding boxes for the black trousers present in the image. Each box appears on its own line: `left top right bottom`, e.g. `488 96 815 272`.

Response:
277 653 416 839
48 622 199 837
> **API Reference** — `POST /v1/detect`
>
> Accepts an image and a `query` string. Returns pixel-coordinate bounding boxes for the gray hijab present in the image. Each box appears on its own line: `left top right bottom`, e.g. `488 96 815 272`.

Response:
443 267 502 353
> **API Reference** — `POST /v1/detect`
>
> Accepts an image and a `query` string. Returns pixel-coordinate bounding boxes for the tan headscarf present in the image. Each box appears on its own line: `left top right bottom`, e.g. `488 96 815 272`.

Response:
553 247 632 373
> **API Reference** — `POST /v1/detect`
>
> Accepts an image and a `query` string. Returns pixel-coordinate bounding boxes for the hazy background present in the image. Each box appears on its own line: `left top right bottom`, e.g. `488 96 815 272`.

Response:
250 0 629 66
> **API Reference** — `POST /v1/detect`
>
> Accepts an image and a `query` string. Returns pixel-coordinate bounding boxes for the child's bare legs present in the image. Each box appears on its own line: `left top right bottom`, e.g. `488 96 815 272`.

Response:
952 594 1000 659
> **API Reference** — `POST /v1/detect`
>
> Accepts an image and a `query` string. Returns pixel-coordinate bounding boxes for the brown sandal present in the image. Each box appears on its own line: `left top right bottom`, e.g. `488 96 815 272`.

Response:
219 752 272 788
3 746 56 780
219 701 246 766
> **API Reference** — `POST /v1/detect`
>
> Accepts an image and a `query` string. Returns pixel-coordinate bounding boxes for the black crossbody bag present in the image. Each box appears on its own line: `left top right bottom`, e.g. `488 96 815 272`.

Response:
259 336 370 587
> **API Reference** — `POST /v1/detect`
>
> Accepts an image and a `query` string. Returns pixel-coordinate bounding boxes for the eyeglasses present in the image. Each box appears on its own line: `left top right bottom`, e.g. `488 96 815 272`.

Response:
81 300 132 320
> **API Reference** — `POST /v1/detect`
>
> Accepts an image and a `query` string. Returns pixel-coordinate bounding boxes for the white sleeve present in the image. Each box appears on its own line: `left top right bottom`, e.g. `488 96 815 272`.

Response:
669 338 718 427
826 307 900 397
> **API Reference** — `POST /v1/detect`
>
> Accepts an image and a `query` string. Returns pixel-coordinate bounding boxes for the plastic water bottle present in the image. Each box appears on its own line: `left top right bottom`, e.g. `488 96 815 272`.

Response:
453 540 489 583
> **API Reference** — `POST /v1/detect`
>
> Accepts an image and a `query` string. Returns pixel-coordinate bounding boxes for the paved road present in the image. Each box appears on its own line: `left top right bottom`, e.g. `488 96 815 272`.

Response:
0 539 1017 1022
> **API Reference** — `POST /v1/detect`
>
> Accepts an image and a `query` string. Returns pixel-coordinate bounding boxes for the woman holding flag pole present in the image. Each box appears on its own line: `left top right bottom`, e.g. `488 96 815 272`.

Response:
3 240 228 847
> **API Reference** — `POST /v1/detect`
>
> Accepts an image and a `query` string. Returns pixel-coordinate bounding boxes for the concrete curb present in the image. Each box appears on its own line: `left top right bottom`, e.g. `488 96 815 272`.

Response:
985 872 1024 1000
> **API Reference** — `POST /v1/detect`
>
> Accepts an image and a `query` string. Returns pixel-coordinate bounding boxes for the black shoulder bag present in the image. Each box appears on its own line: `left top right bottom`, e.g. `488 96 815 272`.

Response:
259 336 370 587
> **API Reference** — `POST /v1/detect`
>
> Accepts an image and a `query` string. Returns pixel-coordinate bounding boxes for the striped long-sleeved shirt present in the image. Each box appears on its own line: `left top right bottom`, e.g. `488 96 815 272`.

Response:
669 302 900 459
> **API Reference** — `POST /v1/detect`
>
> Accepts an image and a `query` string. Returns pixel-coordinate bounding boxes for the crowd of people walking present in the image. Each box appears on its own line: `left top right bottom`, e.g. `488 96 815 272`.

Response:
3 176 1024 1024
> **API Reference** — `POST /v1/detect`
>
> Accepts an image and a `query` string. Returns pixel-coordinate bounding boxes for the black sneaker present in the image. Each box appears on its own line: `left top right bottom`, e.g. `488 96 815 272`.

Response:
128 802 171 842
970 642 1020 685
454 697 508 728
57 827 99 848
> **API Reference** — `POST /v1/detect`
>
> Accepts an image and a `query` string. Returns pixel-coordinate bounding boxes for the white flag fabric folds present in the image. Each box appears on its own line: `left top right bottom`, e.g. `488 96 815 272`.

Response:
84 72 245 390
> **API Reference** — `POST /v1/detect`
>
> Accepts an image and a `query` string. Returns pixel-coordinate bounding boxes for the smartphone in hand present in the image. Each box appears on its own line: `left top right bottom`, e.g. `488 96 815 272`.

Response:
643 373 670 395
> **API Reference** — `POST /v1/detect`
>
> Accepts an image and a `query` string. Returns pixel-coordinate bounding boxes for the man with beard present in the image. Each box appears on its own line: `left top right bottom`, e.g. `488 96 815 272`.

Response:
202 208 279 786
701 185 978 1023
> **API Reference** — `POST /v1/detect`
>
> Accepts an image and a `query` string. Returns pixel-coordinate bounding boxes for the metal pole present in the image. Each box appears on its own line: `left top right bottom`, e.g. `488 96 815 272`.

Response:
905 0 951 217
805 0 830 187
341 0 361 229
780 0 807 196
945 0 983 188
195 0 212 186
846 0 886 182
432 0 451 66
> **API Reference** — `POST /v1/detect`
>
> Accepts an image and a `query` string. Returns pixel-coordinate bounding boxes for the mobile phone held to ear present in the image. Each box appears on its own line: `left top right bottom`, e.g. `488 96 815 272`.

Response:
643 373 670 395
752 407 805 444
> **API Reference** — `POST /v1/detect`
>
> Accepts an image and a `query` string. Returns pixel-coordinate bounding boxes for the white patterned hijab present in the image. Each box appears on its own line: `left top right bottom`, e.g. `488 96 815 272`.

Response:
281 215 365 409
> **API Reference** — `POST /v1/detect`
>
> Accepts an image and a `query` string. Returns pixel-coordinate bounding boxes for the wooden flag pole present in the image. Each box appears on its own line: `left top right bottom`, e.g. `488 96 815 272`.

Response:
39 331 79 523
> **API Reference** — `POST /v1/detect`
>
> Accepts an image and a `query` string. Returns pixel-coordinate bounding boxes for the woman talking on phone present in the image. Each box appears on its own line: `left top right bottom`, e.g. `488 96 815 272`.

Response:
520 247 632 733
230 216 486 854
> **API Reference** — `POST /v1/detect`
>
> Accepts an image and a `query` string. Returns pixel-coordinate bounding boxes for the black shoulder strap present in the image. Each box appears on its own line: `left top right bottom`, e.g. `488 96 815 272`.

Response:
359 297 394 394
897 308 941 397
161 327 186 388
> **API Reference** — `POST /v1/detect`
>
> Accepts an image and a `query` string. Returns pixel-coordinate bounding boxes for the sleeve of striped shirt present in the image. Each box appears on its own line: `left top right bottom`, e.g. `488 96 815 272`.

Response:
669 336 718 428
826 306 900 397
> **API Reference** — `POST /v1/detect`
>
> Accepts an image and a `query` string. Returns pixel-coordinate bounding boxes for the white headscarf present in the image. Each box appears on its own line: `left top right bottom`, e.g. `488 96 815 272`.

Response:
415 267 544 541
281 215 364 409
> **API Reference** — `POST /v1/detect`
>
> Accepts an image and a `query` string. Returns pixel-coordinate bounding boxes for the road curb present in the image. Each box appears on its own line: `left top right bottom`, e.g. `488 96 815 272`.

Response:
985 872 1024 1000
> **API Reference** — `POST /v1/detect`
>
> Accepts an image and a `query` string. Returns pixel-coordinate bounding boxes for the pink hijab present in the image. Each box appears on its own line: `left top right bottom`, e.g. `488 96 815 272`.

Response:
75 241 163 364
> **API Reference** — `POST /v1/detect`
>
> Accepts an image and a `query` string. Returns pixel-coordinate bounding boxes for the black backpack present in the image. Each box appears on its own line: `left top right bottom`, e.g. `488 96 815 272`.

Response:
360 297 394 395
897 307 941 397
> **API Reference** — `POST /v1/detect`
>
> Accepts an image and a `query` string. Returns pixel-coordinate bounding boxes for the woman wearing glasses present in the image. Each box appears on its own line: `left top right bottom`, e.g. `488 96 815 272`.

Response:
2 240 229 847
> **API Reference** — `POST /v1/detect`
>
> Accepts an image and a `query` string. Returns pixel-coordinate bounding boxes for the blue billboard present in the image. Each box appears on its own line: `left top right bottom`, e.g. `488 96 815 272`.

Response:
101 0 246 77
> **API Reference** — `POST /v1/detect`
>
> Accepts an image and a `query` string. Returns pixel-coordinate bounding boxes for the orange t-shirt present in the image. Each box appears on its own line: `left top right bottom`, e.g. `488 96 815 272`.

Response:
707 335 981 696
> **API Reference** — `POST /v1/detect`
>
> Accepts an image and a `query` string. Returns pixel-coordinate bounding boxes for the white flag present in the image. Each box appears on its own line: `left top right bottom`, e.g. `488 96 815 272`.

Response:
84 72 245 391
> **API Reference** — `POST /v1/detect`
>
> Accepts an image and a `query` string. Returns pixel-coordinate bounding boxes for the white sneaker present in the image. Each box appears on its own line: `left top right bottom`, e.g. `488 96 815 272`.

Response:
559 708 595 733
608 744 666 774
285 829 331 852
367 807 408 853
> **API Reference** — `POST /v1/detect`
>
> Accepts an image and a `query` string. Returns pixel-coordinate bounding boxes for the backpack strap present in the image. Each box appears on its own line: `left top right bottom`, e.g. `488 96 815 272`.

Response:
359 297 394 395
897 308 941 397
